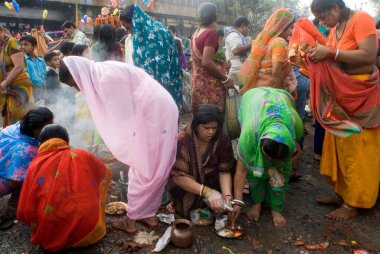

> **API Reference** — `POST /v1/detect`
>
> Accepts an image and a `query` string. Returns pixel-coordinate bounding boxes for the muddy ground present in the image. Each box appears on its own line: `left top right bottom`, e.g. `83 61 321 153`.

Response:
1 116 379 254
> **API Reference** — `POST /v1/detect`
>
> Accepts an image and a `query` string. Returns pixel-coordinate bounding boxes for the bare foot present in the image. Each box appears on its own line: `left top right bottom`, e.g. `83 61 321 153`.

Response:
316 194 343 206
246 203 261 222
111 217 137 234
326 204 358 221
136 217 158 229
271 210 286 227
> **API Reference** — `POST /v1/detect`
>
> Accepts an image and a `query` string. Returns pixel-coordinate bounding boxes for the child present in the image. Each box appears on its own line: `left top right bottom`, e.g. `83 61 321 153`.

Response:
20 35 46 105
44 51 61 106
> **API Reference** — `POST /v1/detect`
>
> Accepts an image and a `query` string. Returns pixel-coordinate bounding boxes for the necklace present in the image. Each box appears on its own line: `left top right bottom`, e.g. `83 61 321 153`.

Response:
335 9 352 44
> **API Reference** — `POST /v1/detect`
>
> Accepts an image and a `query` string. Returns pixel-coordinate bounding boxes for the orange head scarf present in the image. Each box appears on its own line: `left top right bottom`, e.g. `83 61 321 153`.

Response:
238 9 295 91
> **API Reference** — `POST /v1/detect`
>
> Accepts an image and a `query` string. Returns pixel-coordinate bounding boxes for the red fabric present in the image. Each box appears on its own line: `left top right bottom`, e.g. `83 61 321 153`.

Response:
17 138 111 252
307 57 380 136
194 28 219 53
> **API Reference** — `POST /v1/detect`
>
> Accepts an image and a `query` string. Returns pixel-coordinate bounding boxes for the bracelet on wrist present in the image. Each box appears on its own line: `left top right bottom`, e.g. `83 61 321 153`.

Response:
202 186 211 197
232 199 245 206
221 75 230 84
232 203 243 208
335 49 341 61
199 184 204 197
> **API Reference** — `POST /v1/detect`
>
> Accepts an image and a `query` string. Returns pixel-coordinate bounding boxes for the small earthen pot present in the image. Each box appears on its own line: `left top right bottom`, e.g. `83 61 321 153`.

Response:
171 219 194 248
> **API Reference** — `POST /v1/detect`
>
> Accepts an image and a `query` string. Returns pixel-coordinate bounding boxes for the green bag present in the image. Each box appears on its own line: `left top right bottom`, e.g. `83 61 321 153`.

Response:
223 88 241 140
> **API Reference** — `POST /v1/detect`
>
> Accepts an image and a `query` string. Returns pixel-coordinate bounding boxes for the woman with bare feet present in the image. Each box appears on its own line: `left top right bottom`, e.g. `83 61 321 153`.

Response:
308 0 380 221
59 57 178 234
230 87 303 227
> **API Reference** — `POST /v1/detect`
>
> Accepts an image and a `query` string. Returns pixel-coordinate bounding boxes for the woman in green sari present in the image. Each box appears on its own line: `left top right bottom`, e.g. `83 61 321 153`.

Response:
230 87 303 227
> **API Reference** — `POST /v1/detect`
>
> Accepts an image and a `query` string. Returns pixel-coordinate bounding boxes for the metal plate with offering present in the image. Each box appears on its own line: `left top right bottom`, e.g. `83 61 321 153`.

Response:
216 224 244 239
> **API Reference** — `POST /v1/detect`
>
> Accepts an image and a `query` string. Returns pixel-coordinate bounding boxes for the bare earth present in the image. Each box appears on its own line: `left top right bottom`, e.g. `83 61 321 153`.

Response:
1 116 379 254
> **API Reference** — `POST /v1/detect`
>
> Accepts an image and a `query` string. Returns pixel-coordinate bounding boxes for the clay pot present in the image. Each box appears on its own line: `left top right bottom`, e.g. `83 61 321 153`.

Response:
171 219 194 248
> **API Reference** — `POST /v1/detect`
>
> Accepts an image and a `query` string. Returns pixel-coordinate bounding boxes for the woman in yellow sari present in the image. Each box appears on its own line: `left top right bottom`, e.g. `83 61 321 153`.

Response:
238 9 297 94
0 26 34 127
308 0 380 221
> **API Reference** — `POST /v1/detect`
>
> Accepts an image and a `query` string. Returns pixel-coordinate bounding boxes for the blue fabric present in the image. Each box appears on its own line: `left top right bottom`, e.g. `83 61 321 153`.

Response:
131 5 182 110
293 66 310 120
25 54 46 87
0 122 39 182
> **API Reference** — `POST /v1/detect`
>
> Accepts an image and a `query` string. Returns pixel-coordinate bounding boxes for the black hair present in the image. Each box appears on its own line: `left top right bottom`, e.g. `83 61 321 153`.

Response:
39 124 70 144
376 20 380 30
261 139 289 160
71 44 89 56
60 41 75 56
217 29 224 37
93 25 103 42
19 35 37 47
191 104 224 142
234 16 250 28
62 21 76 30
313 18 320 26
44 51 59 63
19 107 54 137
116 27 127 42
120 4 135 23
168 25 177 34
59 60 73 85
99 24 116 52
198 2 217 27
174 38 183 55
311 0 346 13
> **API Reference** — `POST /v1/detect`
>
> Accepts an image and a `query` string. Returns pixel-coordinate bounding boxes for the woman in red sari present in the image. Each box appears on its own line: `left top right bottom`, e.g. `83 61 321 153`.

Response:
17 124 111 252
191 2 234 112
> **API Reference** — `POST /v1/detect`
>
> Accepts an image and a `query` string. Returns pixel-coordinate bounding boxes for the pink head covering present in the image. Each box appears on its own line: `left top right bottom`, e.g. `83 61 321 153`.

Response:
63 56 179 219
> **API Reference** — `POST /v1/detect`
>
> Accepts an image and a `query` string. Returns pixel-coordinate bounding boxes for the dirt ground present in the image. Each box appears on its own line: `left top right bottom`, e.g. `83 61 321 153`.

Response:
1 116 379 254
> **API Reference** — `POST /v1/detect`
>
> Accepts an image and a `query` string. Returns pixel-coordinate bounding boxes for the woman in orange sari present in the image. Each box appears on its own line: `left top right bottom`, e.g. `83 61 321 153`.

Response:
17 124 111 252
308 0 380 221
238 9 297 95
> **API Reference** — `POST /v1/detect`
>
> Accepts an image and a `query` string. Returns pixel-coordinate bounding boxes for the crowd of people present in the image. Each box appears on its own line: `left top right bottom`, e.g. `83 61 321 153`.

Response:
0 0 379 251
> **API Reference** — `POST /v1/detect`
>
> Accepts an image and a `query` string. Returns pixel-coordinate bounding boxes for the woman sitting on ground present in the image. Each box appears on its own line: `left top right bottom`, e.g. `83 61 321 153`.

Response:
230 87 303 227
17 124 111 252
168 104 235 218
0 107 53 229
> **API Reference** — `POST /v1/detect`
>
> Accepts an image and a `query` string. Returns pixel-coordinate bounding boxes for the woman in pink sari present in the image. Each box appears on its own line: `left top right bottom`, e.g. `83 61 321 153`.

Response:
59 56 179 233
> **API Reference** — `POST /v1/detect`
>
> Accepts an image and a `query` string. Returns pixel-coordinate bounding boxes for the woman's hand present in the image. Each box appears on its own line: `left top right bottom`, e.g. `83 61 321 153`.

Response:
308 43 330 63
228 205 241 224
204 189 224 212
223 78 234 89
0 80 7 90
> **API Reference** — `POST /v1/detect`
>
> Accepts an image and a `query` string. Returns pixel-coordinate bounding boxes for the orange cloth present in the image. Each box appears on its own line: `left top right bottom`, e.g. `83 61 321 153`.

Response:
328 11 378 50
17 138 111 252
238 9 296 93
320 74 380 208
321 129 380 208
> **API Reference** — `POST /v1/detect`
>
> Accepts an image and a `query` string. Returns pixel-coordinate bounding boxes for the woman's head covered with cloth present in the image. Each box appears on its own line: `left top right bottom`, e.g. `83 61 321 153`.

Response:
238 9 295 88
238 88 297 178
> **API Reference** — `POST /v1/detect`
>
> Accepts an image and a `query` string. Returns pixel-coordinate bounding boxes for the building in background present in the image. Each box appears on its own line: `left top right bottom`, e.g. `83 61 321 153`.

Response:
0 0 231 38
